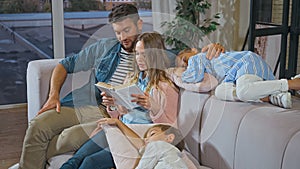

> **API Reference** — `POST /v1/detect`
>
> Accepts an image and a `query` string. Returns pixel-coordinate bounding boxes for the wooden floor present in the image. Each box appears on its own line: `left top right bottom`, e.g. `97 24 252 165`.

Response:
0 105 27 169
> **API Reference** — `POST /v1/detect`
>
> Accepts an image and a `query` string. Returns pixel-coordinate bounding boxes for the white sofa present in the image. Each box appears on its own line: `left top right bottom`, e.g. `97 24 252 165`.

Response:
27 59 300 169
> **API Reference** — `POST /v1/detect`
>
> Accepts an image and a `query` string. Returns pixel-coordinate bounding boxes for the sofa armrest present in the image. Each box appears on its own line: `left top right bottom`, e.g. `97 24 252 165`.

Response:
177 89 211 160
26 59 91 122
27 59 61 122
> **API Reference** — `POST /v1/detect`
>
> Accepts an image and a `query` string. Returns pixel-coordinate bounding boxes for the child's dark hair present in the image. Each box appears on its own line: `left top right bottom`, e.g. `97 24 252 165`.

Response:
108 3 140 24
144 124 185 151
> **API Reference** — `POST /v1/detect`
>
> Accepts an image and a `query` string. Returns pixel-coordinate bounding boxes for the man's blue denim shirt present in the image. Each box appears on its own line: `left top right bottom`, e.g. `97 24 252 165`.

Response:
59 38 121 107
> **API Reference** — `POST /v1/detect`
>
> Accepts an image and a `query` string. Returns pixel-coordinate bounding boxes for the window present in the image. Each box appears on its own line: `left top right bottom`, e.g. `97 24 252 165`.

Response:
0 0 53 105
256 0 273 23
0 0 153 106
249 0 300 78
63 1 153 59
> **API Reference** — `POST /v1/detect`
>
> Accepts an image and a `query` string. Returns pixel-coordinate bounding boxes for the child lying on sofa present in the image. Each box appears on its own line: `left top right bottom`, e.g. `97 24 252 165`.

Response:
181 50 300 109
98 118 188 169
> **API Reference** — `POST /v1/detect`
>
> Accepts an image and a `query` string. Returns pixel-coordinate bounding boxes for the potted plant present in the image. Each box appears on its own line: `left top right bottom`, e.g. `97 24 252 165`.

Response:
161 0 220 51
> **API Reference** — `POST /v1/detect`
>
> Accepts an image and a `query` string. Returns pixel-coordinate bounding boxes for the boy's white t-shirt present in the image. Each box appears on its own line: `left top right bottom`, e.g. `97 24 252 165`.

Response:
136 141 188 169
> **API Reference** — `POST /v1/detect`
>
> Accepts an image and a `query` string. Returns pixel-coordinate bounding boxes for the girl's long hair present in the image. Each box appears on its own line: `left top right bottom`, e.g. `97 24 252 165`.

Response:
129 32 178 93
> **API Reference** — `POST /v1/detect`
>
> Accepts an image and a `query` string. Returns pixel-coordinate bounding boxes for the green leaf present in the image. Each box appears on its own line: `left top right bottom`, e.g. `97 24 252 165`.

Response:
161 0 221 50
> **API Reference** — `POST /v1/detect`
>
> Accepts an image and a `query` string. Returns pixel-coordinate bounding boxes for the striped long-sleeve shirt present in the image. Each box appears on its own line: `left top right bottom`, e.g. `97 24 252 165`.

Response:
109 48 134 86
182 51 275 84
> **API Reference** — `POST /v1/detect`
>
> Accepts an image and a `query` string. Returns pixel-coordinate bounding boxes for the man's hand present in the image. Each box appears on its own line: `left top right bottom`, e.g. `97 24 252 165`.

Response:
201 43 225 60
37 63 67 116
37 96 61 115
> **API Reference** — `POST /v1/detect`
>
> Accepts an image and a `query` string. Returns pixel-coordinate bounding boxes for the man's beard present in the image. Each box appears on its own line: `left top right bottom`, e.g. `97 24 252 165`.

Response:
121 34 139 52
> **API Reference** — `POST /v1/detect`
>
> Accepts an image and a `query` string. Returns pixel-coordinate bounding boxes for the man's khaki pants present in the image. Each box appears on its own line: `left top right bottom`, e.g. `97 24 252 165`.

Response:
19 105 107 169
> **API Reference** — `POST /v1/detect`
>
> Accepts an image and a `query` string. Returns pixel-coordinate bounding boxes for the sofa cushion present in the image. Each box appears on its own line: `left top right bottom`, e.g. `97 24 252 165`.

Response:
200 96 300 169
200 95 273 169
46 152 73 169
282 131 300 169
234 106 300 169
177 89 211 160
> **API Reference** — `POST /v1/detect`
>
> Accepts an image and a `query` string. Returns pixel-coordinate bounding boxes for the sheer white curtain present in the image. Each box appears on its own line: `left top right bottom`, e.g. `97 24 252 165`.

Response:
151 0 176 33
213 0 250 50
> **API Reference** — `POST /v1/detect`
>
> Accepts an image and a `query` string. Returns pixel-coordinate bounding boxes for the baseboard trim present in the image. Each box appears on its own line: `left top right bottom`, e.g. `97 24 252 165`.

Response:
0 103 27 110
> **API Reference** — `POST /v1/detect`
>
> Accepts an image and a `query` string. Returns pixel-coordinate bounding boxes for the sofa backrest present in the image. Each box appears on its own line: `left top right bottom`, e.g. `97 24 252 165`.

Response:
199 95 300 169
177 89 211 160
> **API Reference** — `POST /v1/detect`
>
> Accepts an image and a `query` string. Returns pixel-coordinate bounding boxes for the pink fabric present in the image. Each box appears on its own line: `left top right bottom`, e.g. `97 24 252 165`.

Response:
149 82 179 126
166 68 218 92
107 81 179 125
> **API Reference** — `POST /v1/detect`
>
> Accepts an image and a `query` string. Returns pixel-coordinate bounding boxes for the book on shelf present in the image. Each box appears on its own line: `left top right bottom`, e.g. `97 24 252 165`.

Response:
95 82 144 109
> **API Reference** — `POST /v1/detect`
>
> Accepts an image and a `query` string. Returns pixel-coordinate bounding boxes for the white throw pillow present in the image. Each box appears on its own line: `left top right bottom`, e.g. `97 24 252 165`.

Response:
103 124 153 169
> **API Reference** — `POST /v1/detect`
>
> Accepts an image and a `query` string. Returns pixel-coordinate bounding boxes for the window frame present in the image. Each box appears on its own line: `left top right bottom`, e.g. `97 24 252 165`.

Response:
52 0 65 59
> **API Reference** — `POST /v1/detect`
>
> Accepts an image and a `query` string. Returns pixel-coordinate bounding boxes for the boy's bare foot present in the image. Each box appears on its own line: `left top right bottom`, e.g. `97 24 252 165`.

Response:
288 74 300 91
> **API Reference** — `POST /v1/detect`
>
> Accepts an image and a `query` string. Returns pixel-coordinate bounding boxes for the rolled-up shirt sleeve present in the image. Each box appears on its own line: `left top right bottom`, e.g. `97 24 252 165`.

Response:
181 54 206 83
59 41 104 73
